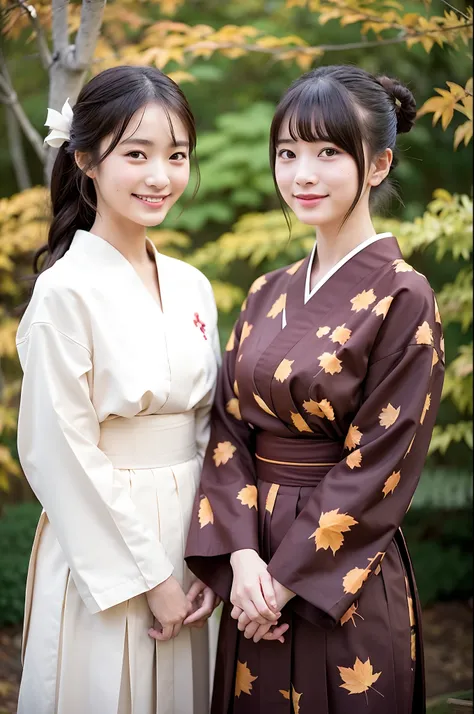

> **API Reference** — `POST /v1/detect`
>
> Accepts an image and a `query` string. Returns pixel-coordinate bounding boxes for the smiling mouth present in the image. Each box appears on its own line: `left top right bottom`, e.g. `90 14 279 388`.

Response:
294 194 328 200
133 194 170 204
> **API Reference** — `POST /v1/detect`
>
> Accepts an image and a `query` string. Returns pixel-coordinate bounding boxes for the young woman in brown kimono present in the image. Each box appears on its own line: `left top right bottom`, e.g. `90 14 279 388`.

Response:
186 65 444 714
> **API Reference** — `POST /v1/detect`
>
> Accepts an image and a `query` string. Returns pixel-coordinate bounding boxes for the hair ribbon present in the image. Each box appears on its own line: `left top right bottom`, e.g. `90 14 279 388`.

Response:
44 98 73 148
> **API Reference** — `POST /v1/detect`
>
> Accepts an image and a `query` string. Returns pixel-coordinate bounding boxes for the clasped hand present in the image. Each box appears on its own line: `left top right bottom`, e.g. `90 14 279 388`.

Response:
229 549 295 644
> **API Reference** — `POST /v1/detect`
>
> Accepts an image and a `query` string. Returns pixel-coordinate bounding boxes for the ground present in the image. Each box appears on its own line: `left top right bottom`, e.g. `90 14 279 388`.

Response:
0 600 472 712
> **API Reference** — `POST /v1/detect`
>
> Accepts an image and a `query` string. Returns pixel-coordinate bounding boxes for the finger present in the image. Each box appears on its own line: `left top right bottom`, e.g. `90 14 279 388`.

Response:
237 611 252 631
231 605 243 620
259 572 278 611
243 621 260 640
151 624 174 642
186 580 205 603
172 621 182 639
251 622 273 643
239 600 269 625
262 623 290 643
252 587 280 621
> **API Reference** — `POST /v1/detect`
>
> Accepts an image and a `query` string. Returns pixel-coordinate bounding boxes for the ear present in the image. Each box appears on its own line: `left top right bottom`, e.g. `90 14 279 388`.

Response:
74 150 96 179
368 148 393 187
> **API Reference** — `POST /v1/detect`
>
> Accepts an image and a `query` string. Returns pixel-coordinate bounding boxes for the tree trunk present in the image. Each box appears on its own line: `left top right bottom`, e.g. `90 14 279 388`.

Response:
5 106 32 191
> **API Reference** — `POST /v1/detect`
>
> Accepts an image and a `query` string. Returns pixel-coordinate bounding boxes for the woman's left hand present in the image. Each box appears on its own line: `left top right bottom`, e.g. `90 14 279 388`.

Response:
183 579 220 628
239 578 295 642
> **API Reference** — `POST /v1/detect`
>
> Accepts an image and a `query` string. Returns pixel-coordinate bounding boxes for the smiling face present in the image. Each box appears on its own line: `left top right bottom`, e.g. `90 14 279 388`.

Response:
84 102 191 230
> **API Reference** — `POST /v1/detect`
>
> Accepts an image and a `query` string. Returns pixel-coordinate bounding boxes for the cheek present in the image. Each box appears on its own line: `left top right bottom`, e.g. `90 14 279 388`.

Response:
275 164 293 192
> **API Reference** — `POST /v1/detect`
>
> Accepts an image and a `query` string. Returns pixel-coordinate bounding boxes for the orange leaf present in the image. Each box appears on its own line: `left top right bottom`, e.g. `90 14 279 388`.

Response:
253 392 277 417
415 321 434 345
350 289 376 312
274 358 294 382
237 485 258 510
316 326 331 337
420 393 431 424
392 258 414 273
226 328 235 351
235 660 258 697
346 449 362 469
240 321 253 345
226 398 242 421
267 293 286 319
318 351 343 375
286 259 304 275
411 631 416 660
213 441 236 466
303 398 334 421
338 657 382 695
265 483 280 514
382 470 401 497
249 275 267 294
198 496 214 527
378 403 400 429
330 324 352 345
234 379 240 397
344 424 363 451
342 566 370 594
372 296 393 319
340 601 364 627
431 348 439 374
292 688 302 713
309 508 358 555
279 689 290 700
290 411 313 433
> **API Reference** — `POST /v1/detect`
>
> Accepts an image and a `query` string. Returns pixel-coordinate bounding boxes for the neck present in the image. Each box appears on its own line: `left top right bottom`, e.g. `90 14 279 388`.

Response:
313 206 377 276
89 213 150 266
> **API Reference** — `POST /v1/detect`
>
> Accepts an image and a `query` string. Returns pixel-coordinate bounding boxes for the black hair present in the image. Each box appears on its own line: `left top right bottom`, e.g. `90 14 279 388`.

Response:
269 64 417 225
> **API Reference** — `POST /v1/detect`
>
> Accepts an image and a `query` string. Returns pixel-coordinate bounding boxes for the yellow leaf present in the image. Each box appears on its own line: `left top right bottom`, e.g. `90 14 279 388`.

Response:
372 296 393 319
237 485 258 510
198 496 214 527
274 358 294 382
318 351 343 375
265 483 280 514
267 293 286 319
316 326 331 337
303 398 334 420
338 657 381 695
235 660 258 697
249 275 267 294
234 380 240 397
280 689 290 700
346 449 362 469
405 434 415 458
226 328 235 351
309 508 358 555
411 631 416 661
292 688 302 713
379 403 400 429
420 393 431 424
415 321 434 345
286 259 304 275
330 324 352 345
226 398 242 420
290 411 313 432
454 120 473 150
431 348 439 374
340 601 364 627
240 321 253 345
342 566 370 594
253 392 277 417
392 258 414 273
213 441 236 466
382 470 401 497
350 289 376 312
344 424 363 451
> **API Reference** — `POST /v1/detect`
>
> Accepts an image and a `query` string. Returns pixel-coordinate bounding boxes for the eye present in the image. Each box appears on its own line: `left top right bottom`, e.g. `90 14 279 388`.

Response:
319 147 340 158
170 151 187 161
277 149 296 160
127 151 146 160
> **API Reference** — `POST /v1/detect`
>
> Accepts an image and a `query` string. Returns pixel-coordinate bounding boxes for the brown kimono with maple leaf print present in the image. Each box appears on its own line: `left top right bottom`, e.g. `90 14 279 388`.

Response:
185 235 444 714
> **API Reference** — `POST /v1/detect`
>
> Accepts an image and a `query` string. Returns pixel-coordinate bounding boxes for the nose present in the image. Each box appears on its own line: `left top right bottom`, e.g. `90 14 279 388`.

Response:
145 160 170 190
294 158 319 187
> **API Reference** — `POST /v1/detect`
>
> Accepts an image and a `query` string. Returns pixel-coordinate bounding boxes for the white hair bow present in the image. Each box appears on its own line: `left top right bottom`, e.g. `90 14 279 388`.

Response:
44 98 73 148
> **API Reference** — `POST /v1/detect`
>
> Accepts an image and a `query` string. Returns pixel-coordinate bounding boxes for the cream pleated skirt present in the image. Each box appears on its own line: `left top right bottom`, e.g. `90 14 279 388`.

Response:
18 414 217 714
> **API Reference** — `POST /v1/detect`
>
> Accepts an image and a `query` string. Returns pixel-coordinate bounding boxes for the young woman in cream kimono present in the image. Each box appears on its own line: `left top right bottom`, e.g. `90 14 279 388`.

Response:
16 66 220 714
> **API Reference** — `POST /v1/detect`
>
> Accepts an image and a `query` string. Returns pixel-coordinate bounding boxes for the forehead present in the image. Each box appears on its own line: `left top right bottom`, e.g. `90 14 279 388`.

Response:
122 102 188 143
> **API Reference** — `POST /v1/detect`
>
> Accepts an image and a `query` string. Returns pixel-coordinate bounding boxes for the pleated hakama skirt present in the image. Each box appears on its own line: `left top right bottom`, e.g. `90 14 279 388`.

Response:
18 413 217 714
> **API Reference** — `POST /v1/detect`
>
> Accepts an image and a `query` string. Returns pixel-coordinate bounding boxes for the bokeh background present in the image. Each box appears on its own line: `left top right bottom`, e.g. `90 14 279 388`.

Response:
0 1 472 711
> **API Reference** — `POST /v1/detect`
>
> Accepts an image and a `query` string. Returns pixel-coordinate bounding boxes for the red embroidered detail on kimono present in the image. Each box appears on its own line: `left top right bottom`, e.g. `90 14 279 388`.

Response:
193 312 207 340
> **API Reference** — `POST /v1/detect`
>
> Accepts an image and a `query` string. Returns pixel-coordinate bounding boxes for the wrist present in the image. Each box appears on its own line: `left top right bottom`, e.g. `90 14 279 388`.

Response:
230 548 258 566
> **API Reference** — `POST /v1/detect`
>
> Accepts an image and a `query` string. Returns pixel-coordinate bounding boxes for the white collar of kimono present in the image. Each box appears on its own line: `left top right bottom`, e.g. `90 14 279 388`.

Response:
282 231 393 329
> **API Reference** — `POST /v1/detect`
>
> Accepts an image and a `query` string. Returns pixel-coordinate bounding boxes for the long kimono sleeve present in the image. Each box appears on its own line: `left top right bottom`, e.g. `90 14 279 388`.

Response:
267 294 445 630
185 311 259 600
17 322 174 614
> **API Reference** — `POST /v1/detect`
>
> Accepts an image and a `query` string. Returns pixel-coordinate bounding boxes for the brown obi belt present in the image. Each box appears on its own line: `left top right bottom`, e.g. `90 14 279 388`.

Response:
255 431 343 487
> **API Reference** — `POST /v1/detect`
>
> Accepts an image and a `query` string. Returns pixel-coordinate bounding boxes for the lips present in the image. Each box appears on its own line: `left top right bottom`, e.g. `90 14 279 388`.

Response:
133 194 170 205
294 194 328 200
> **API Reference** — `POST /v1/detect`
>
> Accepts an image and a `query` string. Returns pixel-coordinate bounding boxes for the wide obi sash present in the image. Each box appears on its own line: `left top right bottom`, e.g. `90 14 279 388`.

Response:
255 431 343 487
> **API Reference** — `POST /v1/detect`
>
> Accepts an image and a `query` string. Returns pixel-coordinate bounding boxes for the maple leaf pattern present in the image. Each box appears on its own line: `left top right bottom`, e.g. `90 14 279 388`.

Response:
421 393 431 424
198 496 214 528
434 296 441 324
280 690 290 700
338 657 382 696
431 348 439 373
411 631 416 661
303 398 335 421
372 295 393 319
330 324 352 345
393 258 414 273
350 289 376 312
346 449 362 469
267 293 286 319
241 297 248 311
309 509 358 555
379 403 400 429
213 441 236 466
286 259 304 275
290 411 313 433
340 601 364 627
237 485 258 510
249 275 267 294
316 326 331 338
235 661 257 697
319 351 343 375
240 321 253 346
274 359 294 383
342 566 370 594
344 424 362 451
404 434 415 458
225 328 235 352
279 687 302 713
253 392 277 417
226 398 241 421
415 321 434 346
382 470 401 497
265 483 280 514
233 380 239 397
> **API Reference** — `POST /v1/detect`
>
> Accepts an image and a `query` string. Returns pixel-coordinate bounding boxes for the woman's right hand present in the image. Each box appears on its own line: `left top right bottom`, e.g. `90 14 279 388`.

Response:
230 549 280 626
146 575 192 642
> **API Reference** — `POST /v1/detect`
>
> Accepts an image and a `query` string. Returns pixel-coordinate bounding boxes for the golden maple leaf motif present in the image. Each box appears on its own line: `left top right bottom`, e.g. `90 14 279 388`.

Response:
372 295 393 319
235 661 258 697
330 324 352 345
316 326 331 338
344 424 362 451
340 601 365 627
350 289 377 312
382 470 401 498
226 328 235 352
318 351 343 375
346 449 362 469
342 566 370 595
407 593 416 628
393 258 414 273
415 321 434 346
411 631 416 661
267 293 286 319
249 275 267 294
434 296 441 324
404 434 415 458
338 657 382 696
431 348 439 373
303 398 335 421
240 321 253 346
290 411 313 433
265 483 280 514
420 393 431 424
241 297 248 311
274 358 294 383
213 441 236 466
233 379 239 397
286 258 304 275
280 689 290 700
379 403 400 429
198 496 214 528
237 485 258 510
253 392 277 417
279 688 302 713
309 509 358 555
226 398 241 420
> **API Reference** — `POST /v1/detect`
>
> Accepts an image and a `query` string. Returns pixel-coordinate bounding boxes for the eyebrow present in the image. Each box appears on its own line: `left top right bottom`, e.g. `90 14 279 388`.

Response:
120 137 190 148
276 138 296 146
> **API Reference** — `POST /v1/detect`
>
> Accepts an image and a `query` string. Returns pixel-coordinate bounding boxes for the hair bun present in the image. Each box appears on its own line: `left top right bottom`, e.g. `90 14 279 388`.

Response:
377 75 417 134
